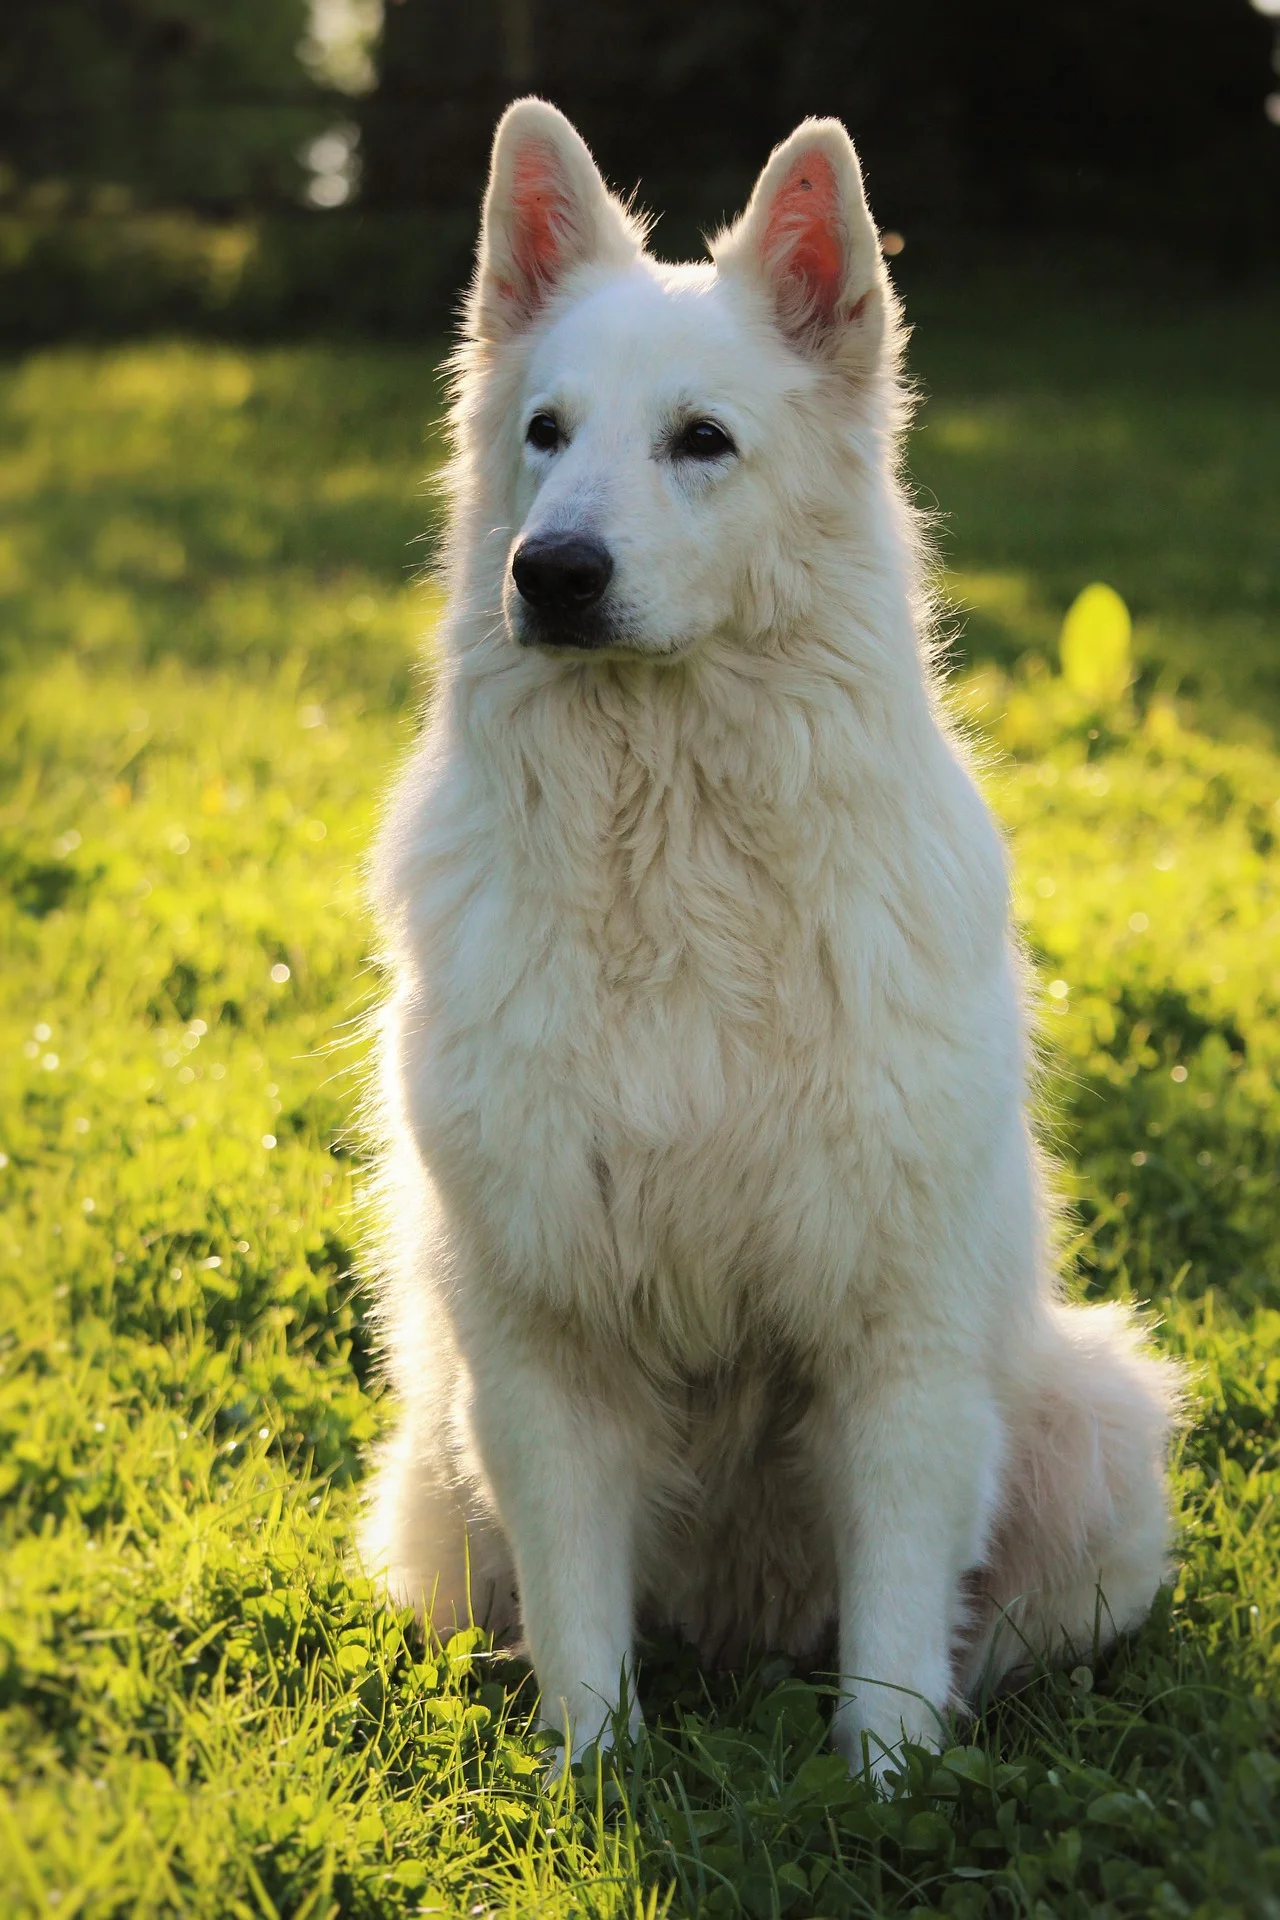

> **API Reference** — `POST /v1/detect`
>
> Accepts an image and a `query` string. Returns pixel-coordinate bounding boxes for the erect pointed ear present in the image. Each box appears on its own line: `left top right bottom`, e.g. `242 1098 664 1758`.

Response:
470 98 641 342
713 119 886 367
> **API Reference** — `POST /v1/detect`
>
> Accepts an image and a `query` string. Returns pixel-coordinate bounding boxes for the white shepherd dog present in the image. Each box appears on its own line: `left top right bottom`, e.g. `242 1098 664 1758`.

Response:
361 99 1181 1780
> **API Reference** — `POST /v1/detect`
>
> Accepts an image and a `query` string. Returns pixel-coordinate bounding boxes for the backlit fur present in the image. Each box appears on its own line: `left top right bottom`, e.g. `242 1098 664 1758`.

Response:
360 99 1181 1780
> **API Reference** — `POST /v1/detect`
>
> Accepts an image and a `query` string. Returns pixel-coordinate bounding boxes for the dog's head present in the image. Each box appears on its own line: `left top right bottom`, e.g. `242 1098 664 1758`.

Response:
460 99 897 664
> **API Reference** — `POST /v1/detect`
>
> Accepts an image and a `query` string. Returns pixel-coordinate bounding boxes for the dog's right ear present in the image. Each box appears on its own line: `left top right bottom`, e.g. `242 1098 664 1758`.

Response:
470 99 640 343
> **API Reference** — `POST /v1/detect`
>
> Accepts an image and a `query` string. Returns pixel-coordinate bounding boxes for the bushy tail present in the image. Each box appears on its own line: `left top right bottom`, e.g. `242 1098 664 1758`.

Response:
959 1300 1185 1698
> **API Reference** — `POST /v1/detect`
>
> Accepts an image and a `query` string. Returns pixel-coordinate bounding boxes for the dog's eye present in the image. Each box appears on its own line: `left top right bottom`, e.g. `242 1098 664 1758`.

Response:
674 419 736 461
526 412 561 453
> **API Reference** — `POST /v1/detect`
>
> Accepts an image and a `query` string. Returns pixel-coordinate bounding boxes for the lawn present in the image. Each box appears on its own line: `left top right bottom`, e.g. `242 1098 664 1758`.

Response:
1 287 1278 1918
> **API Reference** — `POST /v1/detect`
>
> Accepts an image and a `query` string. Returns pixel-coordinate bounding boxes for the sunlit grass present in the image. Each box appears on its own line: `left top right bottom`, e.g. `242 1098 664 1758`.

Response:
0 333 1277 1916
907 281 1280 742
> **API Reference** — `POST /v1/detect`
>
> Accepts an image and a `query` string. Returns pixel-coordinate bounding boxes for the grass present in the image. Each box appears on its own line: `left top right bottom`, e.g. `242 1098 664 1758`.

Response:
1 289 1278 1917
903 274 1280 742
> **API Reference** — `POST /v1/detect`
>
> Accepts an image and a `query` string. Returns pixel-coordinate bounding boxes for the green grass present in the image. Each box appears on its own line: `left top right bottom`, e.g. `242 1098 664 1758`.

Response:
1 301 1278 1918
904 277 1280 743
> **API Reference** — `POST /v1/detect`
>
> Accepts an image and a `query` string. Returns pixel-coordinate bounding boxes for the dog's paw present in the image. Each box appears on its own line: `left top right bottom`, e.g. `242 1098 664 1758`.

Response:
538 1696 645 1785
538 1736 572 1788
830 1697 943 1792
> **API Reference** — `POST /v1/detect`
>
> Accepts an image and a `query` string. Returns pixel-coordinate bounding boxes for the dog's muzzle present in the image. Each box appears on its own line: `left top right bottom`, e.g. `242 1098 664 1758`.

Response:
511 534 614 644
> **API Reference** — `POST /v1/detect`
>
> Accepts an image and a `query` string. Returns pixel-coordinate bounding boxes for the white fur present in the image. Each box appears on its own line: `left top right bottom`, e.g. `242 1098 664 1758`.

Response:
359 100 1182 1781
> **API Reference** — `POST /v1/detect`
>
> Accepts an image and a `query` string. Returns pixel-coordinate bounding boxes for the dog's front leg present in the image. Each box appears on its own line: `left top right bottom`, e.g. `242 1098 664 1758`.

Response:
467 1328 641 1766
811 1336 1005 1785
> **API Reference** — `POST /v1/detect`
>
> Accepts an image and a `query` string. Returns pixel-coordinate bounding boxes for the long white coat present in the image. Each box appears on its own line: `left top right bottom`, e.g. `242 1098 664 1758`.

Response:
361 100 1180 1778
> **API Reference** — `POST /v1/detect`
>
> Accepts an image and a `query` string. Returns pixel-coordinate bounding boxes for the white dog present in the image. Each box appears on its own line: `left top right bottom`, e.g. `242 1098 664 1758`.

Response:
360 99 1180 1779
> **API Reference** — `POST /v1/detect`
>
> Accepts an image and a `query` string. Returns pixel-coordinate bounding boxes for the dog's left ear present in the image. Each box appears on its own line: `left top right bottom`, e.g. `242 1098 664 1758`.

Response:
714 119 886 370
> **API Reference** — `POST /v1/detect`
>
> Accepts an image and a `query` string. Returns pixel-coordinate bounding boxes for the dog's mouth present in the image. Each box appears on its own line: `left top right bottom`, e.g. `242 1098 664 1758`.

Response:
510 603 687 661
514 608 613 653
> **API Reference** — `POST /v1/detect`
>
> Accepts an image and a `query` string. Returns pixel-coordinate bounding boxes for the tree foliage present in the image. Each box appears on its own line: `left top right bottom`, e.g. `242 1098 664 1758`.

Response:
360 0 1280 261
0 0 328 211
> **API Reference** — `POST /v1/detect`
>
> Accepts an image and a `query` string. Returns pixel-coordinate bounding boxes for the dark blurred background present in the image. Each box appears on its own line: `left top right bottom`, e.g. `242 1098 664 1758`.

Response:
1 0 1277 339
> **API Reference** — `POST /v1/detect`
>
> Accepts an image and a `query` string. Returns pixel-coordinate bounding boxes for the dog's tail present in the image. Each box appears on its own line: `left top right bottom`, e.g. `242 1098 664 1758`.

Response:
958 1299 1185 1700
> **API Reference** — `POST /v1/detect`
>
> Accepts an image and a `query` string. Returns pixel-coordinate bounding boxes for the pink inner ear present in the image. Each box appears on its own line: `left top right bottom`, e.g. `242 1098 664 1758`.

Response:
762 151 844 321
510 141 572 291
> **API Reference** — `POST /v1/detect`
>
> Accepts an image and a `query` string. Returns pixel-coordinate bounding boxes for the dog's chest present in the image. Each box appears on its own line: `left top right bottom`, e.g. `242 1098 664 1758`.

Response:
406 738 947 1357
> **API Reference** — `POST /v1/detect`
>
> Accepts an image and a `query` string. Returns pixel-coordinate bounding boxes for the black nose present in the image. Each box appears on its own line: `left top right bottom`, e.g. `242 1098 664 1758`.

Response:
511 534 614 615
